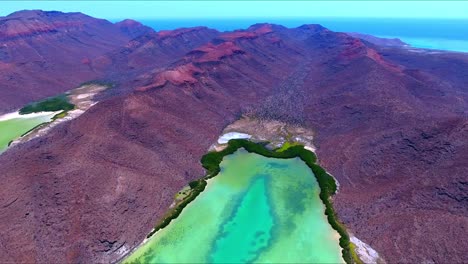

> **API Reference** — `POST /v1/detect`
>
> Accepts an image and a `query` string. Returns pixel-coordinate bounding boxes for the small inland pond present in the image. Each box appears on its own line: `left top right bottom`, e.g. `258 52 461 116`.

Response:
125 146 345 263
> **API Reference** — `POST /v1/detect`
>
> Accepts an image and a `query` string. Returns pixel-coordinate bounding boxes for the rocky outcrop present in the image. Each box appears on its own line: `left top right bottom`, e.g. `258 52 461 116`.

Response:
115 19 154 39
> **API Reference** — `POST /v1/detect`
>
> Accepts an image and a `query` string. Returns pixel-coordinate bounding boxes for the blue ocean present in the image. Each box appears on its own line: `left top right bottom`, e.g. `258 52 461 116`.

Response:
134 18 468 53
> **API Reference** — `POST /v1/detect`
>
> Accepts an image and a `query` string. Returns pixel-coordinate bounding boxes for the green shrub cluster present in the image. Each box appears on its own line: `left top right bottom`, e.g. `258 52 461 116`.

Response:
188 181 199 189
146 179 207 238
19 95 74 114
79 80 115 88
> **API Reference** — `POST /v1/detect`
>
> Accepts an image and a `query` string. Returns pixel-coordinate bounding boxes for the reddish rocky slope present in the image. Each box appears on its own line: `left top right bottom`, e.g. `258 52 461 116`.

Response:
0 13 467 264
94 26 220 93
0 10 150 113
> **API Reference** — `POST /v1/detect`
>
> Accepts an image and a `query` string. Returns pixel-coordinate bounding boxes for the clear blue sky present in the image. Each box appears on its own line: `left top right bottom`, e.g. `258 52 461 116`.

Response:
1 1 467 20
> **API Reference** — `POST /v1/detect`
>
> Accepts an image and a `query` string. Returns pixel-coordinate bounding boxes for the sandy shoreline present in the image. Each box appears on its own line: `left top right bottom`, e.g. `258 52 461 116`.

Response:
0 111 59 122
351 235 384 264
118 176 216 263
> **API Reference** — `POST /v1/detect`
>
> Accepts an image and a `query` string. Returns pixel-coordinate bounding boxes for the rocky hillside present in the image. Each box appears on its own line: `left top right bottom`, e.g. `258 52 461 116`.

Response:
0 10 150 113
0 11 467 264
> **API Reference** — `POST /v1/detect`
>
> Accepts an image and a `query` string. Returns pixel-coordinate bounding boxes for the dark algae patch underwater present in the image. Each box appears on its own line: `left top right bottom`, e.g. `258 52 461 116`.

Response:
126 139 353 263
201 139 352 263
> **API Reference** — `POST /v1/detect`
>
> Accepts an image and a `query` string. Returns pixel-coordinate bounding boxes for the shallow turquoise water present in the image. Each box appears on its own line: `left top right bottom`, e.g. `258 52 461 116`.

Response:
379 35 468 53
0 112 56 153
125 149 343 263
210 177 274 263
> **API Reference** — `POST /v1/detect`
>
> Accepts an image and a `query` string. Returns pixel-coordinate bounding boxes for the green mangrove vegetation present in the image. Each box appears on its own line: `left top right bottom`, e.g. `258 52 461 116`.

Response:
146 179 207 238
275 141 300 152
19 94 74 115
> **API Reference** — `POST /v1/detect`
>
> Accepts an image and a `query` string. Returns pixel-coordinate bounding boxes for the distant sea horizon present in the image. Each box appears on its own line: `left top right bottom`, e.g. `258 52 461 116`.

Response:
119 18 468 53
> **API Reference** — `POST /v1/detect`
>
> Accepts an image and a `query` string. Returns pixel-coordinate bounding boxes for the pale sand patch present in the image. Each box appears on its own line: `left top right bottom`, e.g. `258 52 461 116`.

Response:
221 116 316 150
0 111 59 122
304 145 316 152
214 144 227 152
114 245 130 260
351 236 385 264
75 93 93 99
217 132 252 144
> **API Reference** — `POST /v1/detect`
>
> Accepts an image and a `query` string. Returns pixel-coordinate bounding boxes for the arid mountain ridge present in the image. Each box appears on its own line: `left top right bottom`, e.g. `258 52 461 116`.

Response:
0 10 152 113
0 10 467 263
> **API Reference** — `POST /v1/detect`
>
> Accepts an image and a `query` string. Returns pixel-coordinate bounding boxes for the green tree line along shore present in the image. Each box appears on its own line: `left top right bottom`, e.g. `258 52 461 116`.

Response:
19 95 74 115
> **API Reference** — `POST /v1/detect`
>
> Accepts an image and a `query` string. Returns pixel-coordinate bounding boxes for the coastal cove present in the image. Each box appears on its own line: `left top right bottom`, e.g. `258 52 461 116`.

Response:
0 83 110 154
124 139 354 264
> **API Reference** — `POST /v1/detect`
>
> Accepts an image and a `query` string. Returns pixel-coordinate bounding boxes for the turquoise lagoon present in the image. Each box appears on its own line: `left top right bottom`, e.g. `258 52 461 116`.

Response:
125 149 343 263
0 111 57 153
